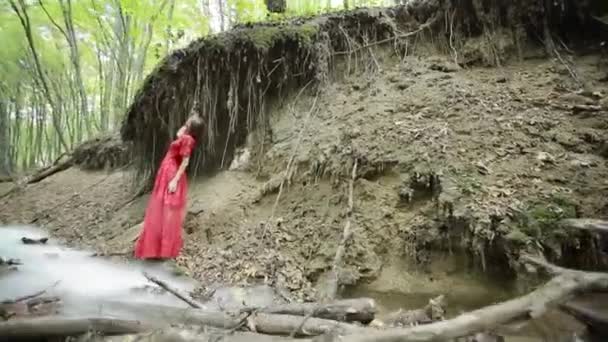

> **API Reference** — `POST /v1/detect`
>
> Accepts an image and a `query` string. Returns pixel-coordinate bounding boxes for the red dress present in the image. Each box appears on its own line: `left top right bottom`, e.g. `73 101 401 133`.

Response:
134 133 196 259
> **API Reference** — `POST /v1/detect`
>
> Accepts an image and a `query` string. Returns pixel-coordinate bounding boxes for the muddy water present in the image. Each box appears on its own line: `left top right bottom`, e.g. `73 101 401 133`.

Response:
344 253 517 314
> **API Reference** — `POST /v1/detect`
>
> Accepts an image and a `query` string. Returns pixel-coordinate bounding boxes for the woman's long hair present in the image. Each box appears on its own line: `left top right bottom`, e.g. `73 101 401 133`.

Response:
186 114 205 141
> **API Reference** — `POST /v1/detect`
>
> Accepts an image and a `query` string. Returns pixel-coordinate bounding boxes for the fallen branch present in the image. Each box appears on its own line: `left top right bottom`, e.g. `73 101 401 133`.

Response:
560 219 608 234
143 272 203 309
572 104 602 115
261 298 376 323
84 300 363 337
0 257 22 266
343 257 608 342
0 317 150 338
1 280 61 304
322 158 358 301
26 157 74 184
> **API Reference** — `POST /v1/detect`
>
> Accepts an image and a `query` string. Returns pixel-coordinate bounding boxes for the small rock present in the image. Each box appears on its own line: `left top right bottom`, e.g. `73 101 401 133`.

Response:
476 161 491 175
397 83 410 90
429 61 461 73
496 77 508 83
570 158 596 168
537 152 556 164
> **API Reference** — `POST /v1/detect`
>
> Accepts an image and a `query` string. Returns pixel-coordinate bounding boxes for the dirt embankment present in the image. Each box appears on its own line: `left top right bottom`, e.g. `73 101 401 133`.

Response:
3 53 608 300
2 3 608 302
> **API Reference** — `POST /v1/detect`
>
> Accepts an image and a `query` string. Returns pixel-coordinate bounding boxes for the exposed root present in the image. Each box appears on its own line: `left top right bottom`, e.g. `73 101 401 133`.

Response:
321 158 358 301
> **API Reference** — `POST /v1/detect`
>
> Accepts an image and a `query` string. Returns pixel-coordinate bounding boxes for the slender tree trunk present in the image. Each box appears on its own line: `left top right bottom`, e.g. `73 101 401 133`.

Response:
60 0 90 139
202 0 211 17
165 0 176 54
8 0 69 152
0 93 9 175
218 0 226 31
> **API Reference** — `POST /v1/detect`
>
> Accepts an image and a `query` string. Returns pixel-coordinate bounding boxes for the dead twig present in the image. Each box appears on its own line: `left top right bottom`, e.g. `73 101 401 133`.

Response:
90 251 130 258
553 47 583 88
143 272 203 309
1 281 60 304
289 306 323 338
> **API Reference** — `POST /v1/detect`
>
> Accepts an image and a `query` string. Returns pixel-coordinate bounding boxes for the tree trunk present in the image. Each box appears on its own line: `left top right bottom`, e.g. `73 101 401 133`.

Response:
218 0 226 31
0 93 9 175
8 0 69 152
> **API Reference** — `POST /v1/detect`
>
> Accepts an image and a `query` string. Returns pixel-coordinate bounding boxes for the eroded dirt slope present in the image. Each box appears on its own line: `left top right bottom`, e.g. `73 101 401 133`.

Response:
1 53 608 301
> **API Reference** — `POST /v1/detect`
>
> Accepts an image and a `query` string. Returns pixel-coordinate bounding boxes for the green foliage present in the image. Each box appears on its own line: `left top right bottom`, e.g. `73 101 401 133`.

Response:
511 194 578 240
246 23 318 50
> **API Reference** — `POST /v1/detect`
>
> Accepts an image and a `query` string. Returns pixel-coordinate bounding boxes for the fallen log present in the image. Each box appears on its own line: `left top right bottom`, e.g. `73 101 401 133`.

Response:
0 317 150 338
572 104 603 115
102 329 309 342
81 300 363 337
26 157 74 184
340 256 608 342
247 312 362 336
258 298 377 323
560 219 608 234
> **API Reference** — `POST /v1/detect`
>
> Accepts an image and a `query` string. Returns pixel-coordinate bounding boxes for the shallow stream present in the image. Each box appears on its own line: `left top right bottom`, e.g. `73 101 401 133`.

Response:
0 225 601 342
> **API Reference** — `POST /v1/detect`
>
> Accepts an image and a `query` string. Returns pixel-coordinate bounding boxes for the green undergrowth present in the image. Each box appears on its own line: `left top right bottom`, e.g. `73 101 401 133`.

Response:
506 194 579 247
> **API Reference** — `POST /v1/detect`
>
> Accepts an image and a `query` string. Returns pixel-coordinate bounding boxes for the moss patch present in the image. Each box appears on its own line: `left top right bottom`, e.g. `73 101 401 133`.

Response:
513 194 579 241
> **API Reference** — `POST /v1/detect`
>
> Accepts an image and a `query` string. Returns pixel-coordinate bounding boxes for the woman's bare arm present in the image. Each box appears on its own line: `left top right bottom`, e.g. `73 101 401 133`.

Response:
169 157 189 193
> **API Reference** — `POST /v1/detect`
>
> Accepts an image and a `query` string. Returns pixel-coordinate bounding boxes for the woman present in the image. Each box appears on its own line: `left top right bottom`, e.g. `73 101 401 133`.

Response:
134 114 204 260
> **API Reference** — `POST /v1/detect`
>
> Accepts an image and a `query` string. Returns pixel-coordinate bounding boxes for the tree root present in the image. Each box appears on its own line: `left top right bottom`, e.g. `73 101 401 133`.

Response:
321 158 358 301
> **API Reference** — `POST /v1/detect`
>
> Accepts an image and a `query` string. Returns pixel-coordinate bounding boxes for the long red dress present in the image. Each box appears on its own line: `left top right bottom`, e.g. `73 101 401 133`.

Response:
134 133 196 259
